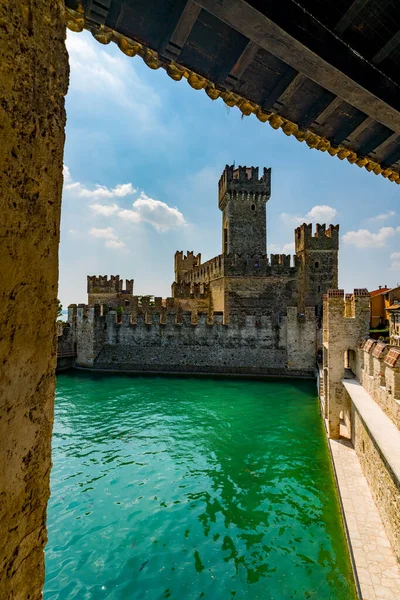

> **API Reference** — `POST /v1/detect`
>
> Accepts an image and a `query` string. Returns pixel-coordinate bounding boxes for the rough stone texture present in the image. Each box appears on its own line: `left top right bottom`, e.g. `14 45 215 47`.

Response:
322 290 370 438
67 305 317 376
352 407 400 561
218 165 271 255
0 2 68 598
355 347 400 429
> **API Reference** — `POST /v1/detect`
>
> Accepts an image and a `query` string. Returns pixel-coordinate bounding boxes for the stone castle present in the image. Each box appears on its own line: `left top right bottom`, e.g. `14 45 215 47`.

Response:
59 165 339 376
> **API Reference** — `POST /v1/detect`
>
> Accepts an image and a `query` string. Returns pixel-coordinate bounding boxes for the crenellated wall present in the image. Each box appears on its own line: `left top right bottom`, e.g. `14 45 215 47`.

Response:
87 274 134 306
66 303 317 377
355 341 400 429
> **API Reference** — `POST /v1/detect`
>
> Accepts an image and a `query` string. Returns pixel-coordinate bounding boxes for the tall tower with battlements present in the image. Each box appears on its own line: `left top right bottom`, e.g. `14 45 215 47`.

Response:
218 165 271 255
295 223 339 314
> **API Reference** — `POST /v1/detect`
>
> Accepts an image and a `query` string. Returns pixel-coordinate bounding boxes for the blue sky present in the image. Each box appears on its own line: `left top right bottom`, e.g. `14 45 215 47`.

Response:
59 30 400 307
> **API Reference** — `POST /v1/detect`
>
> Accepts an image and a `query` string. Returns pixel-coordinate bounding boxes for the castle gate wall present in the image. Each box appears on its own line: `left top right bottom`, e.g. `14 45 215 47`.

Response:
0 2 68 598
72 308 317 377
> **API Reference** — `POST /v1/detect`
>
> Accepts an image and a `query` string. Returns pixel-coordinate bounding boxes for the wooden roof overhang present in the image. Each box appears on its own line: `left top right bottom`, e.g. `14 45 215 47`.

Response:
65 0 400 185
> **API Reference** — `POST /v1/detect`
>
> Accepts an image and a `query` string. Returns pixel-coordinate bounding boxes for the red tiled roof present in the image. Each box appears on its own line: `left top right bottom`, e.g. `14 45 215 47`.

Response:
363 339 376 353
370 288 390 297
384 348 400 368
372 342 388 358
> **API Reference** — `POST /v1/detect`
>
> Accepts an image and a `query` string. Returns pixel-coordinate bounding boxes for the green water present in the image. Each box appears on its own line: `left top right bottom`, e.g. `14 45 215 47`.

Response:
45 373 356 600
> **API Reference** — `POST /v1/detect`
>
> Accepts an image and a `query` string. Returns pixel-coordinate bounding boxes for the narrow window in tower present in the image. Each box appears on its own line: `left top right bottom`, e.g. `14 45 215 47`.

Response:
223 228 228 254
318 286 321 293
315 261 319 269
251 204 256 211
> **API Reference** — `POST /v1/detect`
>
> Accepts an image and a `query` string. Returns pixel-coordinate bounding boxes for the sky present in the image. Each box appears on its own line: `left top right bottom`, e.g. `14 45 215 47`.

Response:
59 30 400 308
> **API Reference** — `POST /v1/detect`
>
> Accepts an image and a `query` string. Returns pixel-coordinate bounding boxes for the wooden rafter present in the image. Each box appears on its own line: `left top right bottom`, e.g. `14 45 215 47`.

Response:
218 40 259 90
344 116 374 143
262 69 302 111
334 0 371 35
368 132 399 158
195 0 400 134
311 96 343 126
372 29 400 65
159 0 201 60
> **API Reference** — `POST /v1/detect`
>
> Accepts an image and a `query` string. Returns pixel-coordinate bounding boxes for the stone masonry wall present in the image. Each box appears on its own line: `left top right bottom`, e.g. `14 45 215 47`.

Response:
71 307 316 377
351 407 400 560
0 2 68 599
355 343 400 429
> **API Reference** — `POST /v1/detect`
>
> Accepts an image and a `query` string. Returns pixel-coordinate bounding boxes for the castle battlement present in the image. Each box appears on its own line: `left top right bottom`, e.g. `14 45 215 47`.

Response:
218 164 271 210
87 275 134 295
295 223 339 253
179 252 299 282
69 304 314 331
174 251 202 283
171 281 209 299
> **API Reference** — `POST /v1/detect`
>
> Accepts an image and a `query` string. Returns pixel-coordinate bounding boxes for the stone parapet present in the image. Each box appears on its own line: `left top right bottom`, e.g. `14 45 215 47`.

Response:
218 165 271 211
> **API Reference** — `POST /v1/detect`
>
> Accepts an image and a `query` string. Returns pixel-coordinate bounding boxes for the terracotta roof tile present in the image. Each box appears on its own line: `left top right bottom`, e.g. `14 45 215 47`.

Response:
363 339 376 353
384 348 400 368
370 288 390 297
372 342 388 358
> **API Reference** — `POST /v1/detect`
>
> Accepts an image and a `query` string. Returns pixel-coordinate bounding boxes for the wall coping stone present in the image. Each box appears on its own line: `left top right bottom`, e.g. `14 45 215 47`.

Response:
342 378 400 485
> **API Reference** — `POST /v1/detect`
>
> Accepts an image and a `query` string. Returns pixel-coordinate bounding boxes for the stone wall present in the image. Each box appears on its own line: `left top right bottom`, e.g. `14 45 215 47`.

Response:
322 289 370 438
355 341 400 429
69 305 317 377
351 407 400 560
0 2 68 598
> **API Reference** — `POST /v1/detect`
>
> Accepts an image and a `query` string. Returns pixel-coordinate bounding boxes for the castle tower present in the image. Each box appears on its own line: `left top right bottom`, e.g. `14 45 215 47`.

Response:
218 165 271 255
174 251 201 284
87 275 134 306
295 224 339 314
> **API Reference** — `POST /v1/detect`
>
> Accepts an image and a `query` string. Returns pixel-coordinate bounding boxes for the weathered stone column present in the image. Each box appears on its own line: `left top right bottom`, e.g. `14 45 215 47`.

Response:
0 2 68 598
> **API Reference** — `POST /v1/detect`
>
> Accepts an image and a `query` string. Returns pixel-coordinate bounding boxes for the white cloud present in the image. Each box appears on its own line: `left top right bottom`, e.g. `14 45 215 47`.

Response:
390 252 400 271
342 226 400 248
66 32 162 132
65 178 136 199
269 242 295 254
64 166 187 237
281 205 337 225
368 211 396 222
63 165 72 183
105 239 126 249
118 192 186 231
90 203 120 216
89 227 118 239
306 205 337 223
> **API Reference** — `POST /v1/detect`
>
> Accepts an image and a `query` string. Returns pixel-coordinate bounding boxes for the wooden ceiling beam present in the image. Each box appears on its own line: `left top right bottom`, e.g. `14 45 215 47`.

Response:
334 0 371 36
344 116 374 143
359 130 396 157
219 40 259 90
382 144 400 168
372 29 400 65
298 93 337 129
159 0 201 60
368 132 399 158
85 0 112 25
194 0 400 134
309 96 343 127
332 112 368 146
261 69 303 111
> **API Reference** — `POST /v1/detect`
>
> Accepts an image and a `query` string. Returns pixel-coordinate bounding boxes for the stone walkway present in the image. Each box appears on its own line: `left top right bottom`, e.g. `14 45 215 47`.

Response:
329 437 400 600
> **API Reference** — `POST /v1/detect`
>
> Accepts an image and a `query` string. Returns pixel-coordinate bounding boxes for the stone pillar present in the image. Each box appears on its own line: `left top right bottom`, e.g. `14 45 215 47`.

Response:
0 3 68 599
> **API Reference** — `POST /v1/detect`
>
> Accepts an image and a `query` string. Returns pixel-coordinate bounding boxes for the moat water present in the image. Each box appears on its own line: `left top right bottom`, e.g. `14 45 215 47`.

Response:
45 373 356 600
